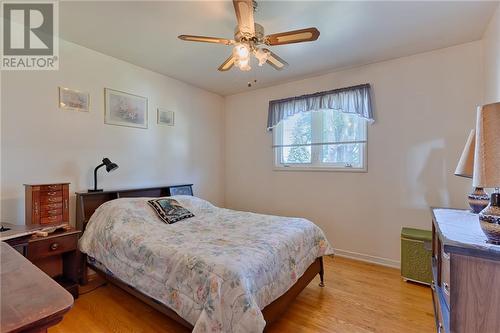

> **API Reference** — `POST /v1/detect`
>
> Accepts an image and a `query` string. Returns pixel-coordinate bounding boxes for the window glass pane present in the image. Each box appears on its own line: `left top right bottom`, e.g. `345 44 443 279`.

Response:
322 110 366 143
281 112 312 164
282 146 312 164
322 143 364 167
274 110 367 169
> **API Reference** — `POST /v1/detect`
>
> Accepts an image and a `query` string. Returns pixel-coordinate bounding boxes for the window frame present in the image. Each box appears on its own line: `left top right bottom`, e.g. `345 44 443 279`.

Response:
273 110 368 172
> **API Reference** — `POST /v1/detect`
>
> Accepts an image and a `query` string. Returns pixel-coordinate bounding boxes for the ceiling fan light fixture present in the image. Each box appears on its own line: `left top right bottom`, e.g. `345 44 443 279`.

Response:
235 57 251 71
239 63 252 71
178 0 319 73
232 42 252 71
233 43 250 60
254 48 269 66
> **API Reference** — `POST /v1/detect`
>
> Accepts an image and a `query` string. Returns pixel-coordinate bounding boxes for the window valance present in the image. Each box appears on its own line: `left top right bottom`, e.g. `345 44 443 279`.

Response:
267 83 374 130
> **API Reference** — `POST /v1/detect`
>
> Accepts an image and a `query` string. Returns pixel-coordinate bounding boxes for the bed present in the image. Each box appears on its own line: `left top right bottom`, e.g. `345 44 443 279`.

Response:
76 185 334 333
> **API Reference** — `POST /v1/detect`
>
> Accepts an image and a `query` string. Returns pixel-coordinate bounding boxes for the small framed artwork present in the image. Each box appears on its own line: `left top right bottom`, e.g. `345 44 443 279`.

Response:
59 87 90 112
157 108 175 126
104 88 148 129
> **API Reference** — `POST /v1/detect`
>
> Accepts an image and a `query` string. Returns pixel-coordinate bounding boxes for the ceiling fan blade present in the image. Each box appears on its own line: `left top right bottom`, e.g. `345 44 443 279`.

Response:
263 49 288 71
178 35 234 46
265 28 320 46
233 0 255 36
218 55 236 71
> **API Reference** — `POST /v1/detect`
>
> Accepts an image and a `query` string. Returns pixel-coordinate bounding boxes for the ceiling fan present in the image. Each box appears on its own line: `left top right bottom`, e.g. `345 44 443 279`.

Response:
178 0 320 72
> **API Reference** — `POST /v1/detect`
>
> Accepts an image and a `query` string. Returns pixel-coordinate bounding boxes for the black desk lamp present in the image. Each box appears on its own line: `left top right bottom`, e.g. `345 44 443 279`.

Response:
89 158 119 192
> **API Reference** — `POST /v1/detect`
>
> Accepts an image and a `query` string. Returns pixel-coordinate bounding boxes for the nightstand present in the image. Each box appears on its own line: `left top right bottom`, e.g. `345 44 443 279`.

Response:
5 227 82 299
27 228 81 298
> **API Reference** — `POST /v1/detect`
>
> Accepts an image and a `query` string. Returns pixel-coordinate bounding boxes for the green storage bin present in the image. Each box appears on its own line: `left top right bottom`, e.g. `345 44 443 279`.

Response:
401 227 432 285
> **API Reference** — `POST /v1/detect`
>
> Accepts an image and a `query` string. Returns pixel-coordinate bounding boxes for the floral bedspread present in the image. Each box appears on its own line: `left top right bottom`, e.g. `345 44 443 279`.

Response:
79 195 334 333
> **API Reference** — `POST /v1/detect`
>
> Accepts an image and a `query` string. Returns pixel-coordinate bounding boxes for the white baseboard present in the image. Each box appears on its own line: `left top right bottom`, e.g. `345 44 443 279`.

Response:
333 248 400 269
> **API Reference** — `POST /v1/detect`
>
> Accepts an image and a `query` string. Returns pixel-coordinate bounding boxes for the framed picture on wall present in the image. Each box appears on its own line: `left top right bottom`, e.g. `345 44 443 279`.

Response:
59 87 90 112
157 108 174 126
104 88 148 129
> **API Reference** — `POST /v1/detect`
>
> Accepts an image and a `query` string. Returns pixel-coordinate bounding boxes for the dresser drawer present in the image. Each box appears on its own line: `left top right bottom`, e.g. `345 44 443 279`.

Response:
42 202 63 211
41 190 62 198
41 195 63 205
40 184 62 192
27 233 78 261
41 215 63 224
432 279 449 333
41 208 62 217
441 249 450 308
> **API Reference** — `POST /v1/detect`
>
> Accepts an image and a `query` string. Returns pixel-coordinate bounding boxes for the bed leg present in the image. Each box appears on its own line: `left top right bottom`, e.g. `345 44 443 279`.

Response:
80 253 89 285
319 257 325 287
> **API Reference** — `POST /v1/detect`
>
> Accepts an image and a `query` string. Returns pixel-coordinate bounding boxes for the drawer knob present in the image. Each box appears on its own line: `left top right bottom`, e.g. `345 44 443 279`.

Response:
50 243 59 251
443 282 450 295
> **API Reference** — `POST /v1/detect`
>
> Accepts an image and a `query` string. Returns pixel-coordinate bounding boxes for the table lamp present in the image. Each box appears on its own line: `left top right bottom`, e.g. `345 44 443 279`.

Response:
454 129 490 213
473 102 500 244
89 158 119 193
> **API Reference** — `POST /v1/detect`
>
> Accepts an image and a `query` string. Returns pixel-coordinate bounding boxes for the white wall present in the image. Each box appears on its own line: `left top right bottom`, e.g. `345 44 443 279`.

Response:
1 39 225 225
224 42 482 266
483 4 500 103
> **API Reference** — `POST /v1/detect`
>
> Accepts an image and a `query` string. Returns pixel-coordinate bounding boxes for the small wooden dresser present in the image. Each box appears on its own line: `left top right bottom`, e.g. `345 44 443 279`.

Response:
431 208 500 333
25 183 70 225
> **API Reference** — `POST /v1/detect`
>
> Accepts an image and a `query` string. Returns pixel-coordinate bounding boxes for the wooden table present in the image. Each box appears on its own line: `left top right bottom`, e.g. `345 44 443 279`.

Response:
1 242 74 333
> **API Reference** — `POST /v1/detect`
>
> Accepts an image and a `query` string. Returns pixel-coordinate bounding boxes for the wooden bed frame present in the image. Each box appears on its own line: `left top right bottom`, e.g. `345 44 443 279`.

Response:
75 184 325 329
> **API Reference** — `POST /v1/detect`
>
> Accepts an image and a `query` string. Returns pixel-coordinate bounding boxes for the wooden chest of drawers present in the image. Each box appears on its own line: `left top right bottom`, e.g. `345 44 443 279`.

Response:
25 183 70 225
431 208 500 333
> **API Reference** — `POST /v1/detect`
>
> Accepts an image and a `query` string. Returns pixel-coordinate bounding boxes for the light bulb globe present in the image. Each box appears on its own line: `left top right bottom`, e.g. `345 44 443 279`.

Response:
233 43 250 60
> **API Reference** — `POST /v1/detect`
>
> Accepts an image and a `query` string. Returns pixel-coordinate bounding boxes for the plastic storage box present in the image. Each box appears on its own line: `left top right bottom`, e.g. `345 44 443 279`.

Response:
401 227 432 285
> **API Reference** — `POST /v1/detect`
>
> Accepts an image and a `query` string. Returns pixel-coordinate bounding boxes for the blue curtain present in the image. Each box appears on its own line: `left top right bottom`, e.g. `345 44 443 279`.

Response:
267 84 374 130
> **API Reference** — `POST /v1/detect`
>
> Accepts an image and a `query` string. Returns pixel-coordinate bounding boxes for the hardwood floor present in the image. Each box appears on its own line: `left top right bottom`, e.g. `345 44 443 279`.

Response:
50 256 435 333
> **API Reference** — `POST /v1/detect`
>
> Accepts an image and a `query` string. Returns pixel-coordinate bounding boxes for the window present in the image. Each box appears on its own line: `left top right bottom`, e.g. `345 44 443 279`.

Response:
273 109 368 171
268 84 373 171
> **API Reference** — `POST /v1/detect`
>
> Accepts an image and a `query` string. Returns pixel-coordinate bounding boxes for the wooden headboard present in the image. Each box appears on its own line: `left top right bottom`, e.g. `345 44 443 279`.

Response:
75 184 193 233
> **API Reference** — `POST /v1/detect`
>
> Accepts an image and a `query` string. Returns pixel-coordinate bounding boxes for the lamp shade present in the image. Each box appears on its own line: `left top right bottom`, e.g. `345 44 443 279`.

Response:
473 102 500 188
102 158 119 172
455 129 475 178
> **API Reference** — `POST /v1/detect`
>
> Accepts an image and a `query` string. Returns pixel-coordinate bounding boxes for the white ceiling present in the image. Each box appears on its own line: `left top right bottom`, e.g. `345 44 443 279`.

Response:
60 1 498 96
